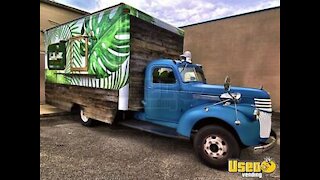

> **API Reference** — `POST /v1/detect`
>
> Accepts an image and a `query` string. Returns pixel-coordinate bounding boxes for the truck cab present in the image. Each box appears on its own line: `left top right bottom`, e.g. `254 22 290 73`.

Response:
122 58 276 168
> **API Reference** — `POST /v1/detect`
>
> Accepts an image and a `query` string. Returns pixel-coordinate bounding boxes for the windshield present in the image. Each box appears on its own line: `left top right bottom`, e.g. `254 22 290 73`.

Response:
178 65 206 83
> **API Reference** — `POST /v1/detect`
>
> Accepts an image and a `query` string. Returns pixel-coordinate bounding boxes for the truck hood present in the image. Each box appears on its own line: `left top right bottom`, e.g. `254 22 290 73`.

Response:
182 83 270 99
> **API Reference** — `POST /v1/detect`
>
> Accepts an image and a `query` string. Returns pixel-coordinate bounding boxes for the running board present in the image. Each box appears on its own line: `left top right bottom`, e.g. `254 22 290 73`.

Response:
118 119 189 140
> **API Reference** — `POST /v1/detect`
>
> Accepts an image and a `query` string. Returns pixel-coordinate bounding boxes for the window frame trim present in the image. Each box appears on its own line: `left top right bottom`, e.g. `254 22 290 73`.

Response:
69 36 88 72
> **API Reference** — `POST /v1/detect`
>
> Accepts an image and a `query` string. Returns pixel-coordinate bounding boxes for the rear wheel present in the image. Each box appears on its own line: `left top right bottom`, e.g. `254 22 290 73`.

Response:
80 108 95 127
193 125 240 169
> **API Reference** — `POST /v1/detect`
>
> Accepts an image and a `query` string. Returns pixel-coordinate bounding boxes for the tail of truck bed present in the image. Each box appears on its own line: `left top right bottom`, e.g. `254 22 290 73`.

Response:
44 3 183 124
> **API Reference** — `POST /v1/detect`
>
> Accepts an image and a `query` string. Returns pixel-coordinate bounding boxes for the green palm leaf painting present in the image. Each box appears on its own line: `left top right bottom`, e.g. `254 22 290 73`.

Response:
45 19 83 85
80 8 130 79
45 4 182 90
45 5 130 90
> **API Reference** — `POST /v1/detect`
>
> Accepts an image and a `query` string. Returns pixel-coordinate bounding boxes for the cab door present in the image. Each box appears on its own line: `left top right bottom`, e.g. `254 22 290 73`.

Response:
145 66 181 123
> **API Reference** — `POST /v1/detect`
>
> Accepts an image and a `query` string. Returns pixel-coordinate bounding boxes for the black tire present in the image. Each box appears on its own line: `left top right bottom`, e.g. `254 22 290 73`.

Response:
80 108 95 127
193 125 240 169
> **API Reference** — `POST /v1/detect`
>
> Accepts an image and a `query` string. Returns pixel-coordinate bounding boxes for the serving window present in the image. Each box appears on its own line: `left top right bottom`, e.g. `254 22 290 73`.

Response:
69 36 88 71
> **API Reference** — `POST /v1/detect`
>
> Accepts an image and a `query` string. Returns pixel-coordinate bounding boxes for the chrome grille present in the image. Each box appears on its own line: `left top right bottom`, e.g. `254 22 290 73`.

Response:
254 98 272 113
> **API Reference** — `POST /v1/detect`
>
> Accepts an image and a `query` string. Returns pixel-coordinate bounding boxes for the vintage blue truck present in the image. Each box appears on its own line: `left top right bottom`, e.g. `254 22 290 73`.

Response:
44 3 276 169
116 57 276 168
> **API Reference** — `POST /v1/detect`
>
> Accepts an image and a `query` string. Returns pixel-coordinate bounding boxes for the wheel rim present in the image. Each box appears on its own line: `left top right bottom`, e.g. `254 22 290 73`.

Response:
203 135 228 159
80 109 89 122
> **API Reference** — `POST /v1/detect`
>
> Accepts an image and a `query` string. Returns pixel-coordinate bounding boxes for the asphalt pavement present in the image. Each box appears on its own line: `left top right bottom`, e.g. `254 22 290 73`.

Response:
40 115 280 180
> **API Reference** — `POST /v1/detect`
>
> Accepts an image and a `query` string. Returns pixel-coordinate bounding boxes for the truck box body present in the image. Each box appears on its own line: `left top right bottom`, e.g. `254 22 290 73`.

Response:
44 3 184 124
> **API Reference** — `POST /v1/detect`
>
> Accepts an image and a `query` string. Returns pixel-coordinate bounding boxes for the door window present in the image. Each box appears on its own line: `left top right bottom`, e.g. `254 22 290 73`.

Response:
152 67 176 84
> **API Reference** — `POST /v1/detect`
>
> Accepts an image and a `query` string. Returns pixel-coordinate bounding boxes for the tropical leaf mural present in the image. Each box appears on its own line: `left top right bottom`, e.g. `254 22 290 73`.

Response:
45 5 130 90
45 18 83 85
44 4 183 90
80 8 130 79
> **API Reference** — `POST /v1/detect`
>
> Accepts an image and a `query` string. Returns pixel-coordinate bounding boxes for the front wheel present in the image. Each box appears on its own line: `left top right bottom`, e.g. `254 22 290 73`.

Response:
193 125 240 169
80 109 95 127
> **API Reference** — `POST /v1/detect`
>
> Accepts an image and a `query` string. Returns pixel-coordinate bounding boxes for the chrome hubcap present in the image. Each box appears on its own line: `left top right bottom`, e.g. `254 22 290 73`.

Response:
80 109 89 122
203 135 228 159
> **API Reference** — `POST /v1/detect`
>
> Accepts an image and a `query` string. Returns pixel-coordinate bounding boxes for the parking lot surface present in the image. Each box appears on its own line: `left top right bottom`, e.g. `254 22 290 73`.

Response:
40 115 280 180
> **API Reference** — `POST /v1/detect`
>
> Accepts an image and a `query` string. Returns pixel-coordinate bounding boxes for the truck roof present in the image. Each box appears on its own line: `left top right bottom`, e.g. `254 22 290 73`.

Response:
147 59 177 66
148 59 200 67
45 3 184 36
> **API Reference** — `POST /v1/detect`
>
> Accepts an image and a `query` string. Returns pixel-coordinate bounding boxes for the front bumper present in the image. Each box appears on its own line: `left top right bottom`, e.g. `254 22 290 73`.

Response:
250 129 277 154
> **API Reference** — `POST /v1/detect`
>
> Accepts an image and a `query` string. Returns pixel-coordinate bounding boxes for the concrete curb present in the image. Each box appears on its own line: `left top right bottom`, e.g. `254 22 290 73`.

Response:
40 112 71 119
40 104 71 119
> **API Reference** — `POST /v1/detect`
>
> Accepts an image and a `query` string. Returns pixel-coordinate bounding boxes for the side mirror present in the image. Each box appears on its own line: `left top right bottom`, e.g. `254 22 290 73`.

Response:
224 76 231 91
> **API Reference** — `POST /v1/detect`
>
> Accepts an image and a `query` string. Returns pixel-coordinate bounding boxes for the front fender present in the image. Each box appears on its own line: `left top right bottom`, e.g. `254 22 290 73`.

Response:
177 104 261 146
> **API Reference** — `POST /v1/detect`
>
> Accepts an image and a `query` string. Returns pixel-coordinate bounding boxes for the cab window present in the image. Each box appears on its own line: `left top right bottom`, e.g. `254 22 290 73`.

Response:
152 67 176 84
